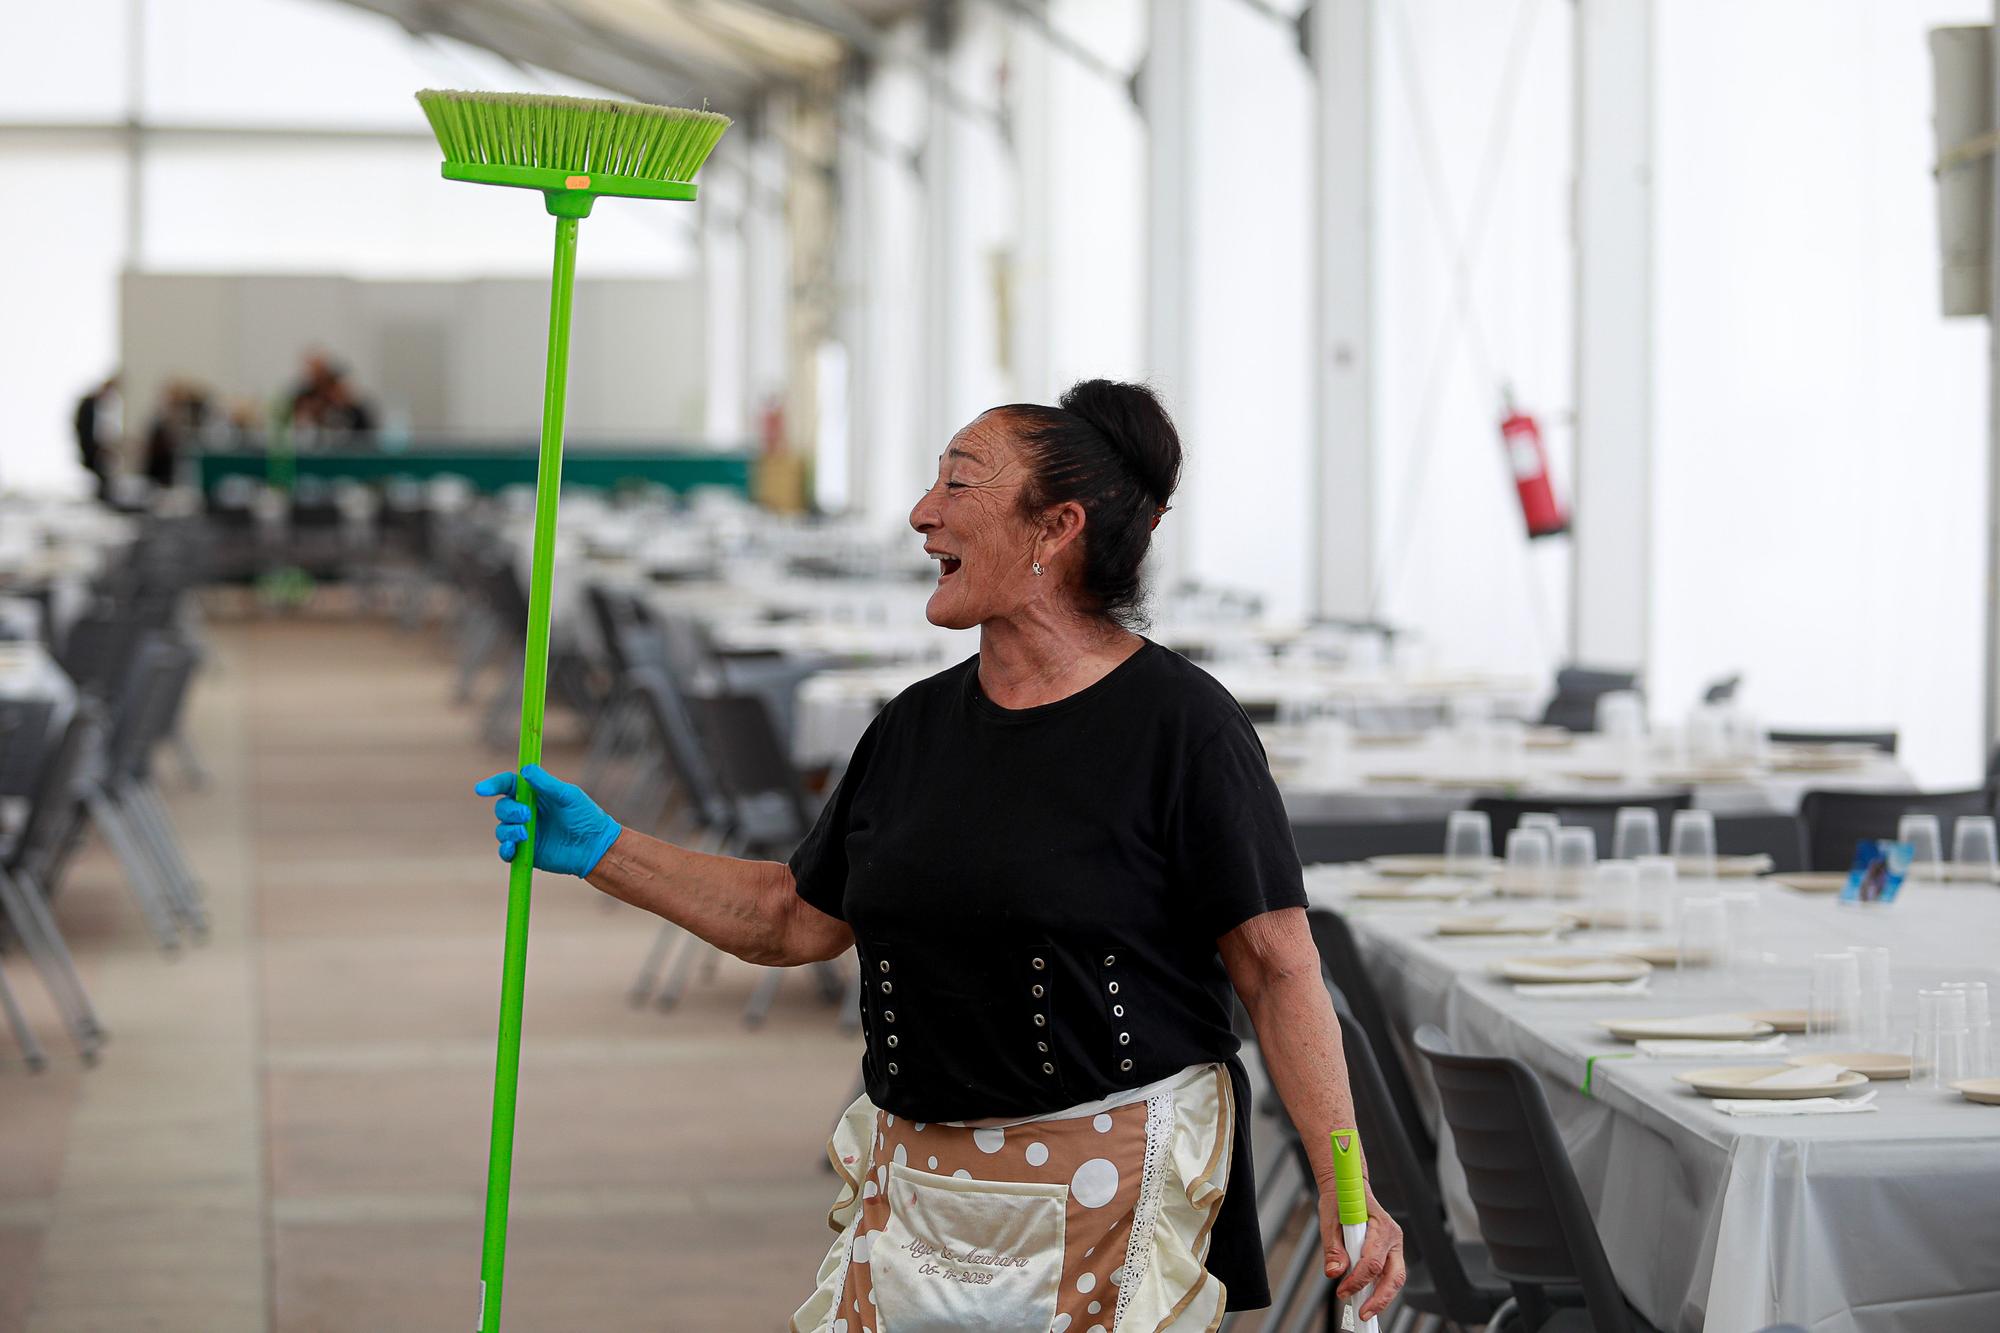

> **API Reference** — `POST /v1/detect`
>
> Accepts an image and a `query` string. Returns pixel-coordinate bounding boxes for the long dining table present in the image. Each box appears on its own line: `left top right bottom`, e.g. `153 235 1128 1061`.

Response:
1307 867 2000 1332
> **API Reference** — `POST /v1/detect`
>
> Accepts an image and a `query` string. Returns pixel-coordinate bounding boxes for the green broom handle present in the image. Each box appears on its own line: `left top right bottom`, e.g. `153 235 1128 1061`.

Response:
478 211 580 1333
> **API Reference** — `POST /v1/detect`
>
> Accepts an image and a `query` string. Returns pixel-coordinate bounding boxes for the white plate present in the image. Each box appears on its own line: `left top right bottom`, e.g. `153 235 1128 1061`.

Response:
1611 944 1694 968
1348 876 1492 902
1908 861 2000 883
1495 955 1653 985
1740 1008 1809 1034
1767 872 1847 895
1682 854 1773 878
1789 1051 1911 1081
1598 1013 1775 1042
1675 1065 1869 1099
1951 1077 2000 1105
1433 912 1571 938
1366 854 1500 878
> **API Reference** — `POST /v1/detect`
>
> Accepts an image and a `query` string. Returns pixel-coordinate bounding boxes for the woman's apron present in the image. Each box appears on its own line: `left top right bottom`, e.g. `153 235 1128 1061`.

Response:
792 1063 1234 1333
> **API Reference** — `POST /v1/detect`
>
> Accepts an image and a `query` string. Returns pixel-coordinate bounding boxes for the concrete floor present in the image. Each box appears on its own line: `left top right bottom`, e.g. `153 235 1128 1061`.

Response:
0 616 863 1332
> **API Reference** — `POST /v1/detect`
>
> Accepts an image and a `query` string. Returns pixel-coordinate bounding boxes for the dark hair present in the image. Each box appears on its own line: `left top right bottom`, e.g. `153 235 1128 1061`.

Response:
1001 378 1183 629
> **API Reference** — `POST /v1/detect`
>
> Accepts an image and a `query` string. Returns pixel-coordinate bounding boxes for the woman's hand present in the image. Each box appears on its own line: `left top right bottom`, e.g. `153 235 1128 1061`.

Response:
475 764 622 877
1318 1182 1406 1322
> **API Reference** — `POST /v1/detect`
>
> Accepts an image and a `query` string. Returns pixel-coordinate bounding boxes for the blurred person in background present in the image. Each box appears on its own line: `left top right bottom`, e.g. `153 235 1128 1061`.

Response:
476 379 1406 1329
142 380 213 490
287 351 377 438
72 373 120 502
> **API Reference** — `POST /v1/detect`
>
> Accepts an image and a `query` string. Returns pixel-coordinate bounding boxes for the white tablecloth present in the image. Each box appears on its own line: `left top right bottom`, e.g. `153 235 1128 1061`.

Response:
1311 869 2000 1332
1272 729 1912 820
793 662 1547 769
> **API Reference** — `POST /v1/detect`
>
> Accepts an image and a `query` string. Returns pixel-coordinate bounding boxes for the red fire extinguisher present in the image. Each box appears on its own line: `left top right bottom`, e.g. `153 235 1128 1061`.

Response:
1499 391 1568 539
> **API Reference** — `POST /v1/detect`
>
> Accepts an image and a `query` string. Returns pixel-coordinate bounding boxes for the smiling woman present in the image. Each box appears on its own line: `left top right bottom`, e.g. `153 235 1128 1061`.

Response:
477 378 1407 1329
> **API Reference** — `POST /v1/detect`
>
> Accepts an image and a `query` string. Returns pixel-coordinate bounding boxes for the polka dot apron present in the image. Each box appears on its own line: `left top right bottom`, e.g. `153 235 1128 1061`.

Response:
792 1064 1234 1333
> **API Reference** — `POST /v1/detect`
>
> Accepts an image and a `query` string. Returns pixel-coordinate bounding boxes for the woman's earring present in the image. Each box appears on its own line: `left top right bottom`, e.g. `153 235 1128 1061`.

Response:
1032 561 1044 577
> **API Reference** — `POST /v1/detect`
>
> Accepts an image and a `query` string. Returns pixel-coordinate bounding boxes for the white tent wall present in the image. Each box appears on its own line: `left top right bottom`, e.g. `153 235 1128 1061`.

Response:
855 33 929 529
0 142 128 495
1651 0 1988 786
1027 2 1147 397
1167 1 1317 623
1371 0 1576 678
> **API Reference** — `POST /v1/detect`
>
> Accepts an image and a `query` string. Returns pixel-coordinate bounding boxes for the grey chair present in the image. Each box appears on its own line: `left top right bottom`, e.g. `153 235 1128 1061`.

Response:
1797 786 1996 872
0 705 107 1061
1471 793 1693 850
82 636 207 951
0 954 45 1072
1290 817 1447 866
1334 1003 1509 1331
682 691 844 1025
0 699 55 797
623 664 741 1012
1414 1025 1663 1333
1305 909 1435 1177
1539 667 1638 734
1715 812 1808 873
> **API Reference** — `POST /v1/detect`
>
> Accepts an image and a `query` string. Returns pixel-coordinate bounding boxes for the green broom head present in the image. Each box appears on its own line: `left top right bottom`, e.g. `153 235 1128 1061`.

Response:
417 89 730 218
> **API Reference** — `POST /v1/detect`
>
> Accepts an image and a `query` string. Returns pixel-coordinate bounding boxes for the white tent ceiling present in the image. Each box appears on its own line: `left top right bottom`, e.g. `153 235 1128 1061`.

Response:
336 0 924 111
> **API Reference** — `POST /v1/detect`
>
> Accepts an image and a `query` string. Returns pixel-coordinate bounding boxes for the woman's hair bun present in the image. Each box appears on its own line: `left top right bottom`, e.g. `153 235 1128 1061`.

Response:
1001 378 1185 630
1056 379 1182 509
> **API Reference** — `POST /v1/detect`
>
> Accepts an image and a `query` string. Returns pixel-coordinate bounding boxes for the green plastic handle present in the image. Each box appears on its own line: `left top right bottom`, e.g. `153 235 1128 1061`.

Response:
477 211 580 1333
1330 1128 1367 1225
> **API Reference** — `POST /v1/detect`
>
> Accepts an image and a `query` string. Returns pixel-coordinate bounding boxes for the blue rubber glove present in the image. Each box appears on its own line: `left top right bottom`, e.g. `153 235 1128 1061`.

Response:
474 764 622 877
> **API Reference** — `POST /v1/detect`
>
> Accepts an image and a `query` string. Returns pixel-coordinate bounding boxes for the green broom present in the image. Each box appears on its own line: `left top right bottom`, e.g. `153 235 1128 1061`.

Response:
416 88 728 1333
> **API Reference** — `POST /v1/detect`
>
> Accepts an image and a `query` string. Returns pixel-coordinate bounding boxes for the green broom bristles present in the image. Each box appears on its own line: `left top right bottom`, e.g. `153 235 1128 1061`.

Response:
416 89 731 183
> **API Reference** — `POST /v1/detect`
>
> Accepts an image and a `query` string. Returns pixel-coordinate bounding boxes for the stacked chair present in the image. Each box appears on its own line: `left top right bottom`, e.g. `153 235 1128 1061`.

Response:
556 582 845 1026
1 517 214 1068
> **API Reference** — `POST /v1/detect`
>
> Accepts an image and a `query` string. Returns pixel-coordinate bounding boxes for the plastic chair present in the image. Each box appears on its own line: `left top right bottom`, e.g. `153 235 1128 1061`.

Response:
1538 667 1638 734
1414 1025 1663 1333
682 691 843 1025
0 705 106 1060
1715 812 1807 872
624 666 741 1011
1290 817 1447 866
1305 909 1434 1174
1470 792 1692 849
0 699 55 797
1332 1000 1508 1329
1797 787 1996 872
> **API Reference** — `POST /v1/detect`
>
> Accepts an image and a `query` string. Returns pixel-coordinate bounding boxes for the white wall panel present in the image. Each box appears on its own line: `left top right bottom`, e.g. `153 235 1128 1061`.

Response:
1653 0 1987 784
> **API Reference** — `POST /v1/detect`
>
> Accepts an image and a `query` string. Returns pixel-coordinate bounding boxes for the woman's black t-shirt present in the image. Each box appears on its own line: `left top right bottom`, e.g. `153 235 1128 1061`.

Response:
789 639 1307 1310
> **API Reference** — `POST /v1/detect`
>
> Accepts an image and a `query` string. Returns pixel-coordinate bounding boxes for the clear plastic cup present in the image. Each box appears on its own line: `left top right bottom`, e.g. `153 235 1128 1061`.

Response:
1553 827 1597 900
1808 951 1861 1038
1720 888 1761 967
1848 946 1892 1045
1444 810 1493 875
1952 816 1999 881
1505 827 1553 898
1516 812 1561 841
1670 809 1717 880
1899 814 1943 876
1677 895 1726 972
1942 981 1992 1076
1592 862 1641 933
1914 988 1971 1090
1613 807 1661 861
1635 854 1678 929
